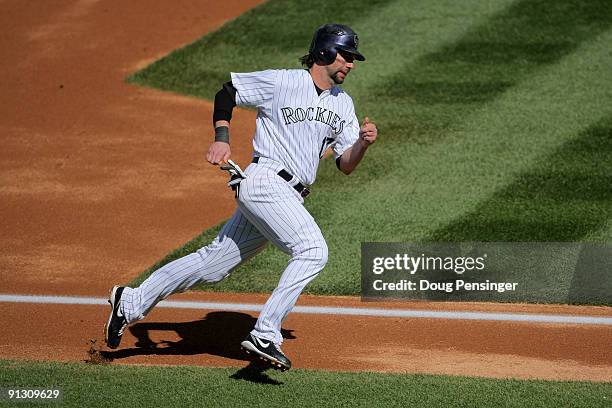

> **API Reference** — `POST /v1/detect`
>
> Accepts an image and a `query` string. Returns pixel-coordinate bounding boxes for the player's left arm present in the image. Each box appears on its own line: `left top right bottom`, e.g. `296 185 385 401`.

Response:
337 117 377 175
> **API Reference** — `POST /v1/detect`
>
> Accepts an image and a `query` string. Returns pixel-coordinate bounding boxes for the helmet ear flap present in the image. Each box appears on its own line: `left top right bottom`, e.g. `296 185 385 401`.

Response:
316 48 337 65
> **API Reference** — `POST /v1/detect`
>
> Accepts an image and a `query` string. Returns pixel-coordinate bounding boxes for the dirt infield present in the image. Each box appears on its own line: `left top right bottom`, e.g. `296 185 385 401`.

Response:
1 0 611 382
0 0 260 296
2 294 612 382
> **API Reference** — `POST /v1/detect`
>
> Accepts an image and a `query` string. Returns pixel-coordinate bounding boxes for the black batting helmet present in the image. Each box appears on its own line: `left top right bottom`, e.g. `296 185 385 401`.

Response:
309 23 365 65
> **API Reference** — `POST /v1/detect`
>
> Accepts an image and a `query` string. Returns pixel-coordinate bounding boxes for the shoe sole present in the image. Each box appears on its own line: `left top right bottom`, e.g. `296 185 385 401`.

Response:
104 285 120 348
240 340 290 372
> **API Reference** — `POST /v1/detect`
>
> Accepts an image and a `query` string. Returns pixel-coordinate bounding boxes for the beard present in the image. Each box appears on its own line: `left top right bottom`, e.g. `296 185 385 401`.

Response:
331 70 347 84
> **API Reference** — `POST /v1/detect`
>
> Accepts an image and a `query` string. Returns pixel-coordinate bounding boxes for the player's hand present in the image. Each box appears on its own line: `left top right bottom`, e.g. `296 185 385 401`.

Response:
359 117 377 145
206 141 231 165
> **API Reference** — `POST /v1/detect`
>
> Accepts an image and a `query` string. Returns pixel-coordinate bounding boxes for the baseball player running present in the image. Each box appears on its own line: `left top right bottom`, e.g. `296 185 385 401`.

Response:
105 23 377 371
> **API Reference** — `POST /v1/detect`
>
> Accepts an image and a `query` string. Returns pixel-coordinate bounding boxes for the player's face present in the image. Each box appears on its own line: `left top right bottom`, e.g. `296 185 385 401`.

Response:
328 51 356 84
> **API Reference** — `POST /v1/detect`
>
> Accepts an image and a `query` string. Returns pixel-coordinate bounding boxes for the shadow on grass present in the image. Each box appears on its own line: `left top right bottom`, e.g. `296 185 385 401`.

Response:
101 311 295 371
230 361 284 385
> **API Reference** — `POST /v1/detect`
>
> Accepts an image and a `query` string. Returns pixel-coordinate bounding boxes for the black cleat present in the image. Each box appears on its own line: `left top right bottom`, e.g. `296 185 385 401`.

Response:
241 333 292 372
104 286 127 349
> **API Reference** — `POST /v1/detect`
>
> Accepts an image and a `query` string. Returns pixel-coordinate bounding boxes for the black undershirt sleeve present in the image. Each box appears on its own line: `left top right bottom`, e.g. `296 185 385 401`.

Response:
213 81 237 123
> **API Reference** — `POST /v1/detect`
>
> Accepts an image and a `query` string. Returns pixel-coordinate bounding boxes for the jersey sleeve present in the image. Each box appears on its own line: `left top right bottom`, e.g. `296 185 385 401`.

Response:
230 70 278 110
332 104 360 159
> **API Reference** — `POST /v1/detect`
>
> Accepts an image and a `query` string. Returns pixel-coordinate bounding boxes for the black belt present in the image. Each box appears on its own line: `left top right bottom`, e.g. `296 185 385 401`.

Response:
252 157 310 197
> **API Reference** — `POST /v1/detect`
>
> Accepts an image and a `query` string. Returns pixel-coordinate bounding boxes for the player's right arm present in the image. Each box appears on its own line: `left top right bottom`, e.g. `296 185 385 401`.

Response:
207 71 277 165
206 82 236 165
207 121 231 164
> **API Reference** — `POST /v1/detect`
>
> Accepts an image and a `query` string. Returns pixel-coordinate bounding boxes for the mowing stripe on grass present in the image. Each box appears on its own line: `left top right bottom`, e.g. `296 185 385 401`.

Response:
1 294 610 325
425 119 612 305
339 0 517 92
364 0 612 135
428 119 612 241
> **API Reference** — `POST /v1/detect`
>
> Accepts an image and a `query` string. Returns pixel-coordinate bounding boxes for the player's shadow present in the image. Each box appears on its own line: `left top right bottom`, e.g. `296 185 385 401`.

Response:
229 361 285 385
100 311 294 385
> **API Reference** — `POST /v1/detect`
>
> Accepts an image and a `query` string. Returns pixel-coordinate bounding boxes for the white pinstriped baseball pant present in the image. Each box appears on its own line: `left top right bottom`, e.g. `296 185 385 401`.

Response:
121 157 328 345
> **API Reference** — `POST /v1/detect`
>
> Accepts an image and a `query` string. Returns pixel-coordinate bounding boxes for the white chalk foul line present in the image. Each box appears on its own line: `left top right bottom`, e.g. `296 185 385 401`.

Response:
0 294 611 326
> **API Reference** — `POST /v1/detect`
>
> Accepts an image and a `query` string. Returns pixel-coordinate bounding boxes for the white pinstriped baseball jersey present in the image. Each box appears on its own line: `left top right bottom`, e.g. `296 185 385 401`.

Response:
231 69 359 186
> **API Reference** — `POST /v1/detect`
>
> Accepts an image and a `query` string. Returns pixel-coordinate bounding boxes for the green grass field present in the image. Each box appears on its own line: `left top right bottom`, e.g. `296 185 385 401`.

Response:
128 0 612 304
1 360 610 408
